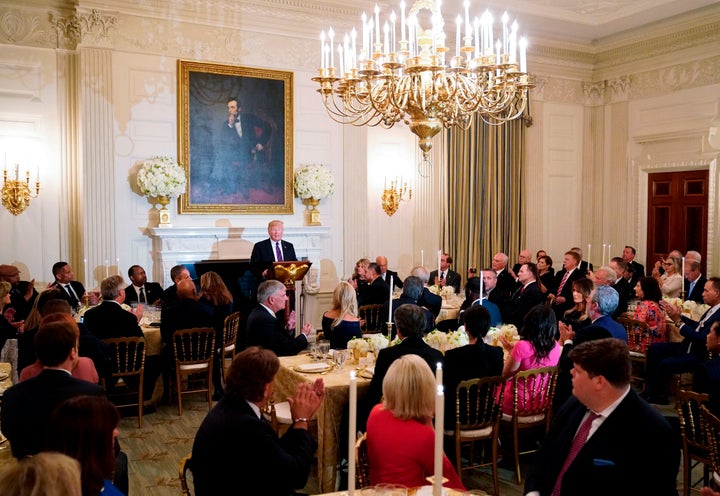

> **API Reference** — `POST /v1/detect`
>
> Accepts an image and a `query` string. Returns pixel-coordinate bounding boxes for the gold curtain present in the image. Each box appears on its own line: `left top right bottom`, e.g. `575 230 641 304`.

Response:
443 117 527 277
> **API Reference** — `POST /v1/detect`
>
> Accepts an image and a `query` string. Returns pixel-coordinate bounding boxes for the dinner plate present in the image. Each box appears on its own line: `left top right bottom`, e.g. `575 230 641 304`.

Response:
0 372 9 381
294 363 332 373
358 366 374 379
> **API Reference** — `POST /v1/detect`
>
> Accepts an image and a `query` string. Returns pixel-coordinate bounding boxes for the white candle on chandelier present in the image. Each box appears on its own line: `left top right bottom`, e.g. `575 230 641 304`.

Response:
351 28 357 70
455 15 461 57
361 13 367 57
383 21 389 54
400 0 406 41
463 0 470 40
509 21 518 64
84 258 88 289
519 36 527 72
485 11 493 56
388 275 394 323
320 30 325 68
502 11 509 54
328 28 335 68
390 11 396 52
374 4 380 47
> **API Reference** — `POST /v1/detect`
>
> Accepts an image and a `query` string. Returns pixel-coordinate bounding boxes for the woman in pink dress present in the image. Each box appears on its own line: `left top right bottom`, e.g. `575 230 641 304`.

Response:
632 276 667 350
366 354 465 491
500 304 562 414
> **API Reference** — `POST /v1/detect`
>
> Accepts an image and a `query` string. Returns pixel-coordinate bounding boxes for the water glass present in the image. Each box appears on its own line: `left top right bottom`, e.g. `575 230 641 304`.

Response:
333 349 347 370
318 340 330 360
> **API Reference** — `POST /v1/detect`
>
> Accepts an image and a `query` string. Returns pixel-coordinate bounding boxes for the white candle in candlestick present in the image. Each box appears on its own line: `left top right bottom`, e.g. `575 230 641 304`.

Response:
361 14 367 56
436 362 442 388
84 258 88 289
383 21 389 54
329 28 335 68
681 256 686 287
320 31 325 68
602 244 606 266
348 371 357 495
421 249 424 267
463 0 470 39
474 17 480 57
588 244 591 266
105 260 109 279
390 11 396 52
608 244 612 264
116 258 120 276
519 36 527 72
437 250 442 281
400 0 406 41
509 21 517 64
388 275 394 323
501 11 509 54
434 384 444 496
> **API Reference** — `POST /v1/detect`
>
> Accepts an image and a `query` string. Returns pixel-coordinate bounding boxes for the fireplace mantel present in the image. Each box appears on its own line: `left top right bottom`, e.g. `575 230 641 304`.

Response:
145 226 330 286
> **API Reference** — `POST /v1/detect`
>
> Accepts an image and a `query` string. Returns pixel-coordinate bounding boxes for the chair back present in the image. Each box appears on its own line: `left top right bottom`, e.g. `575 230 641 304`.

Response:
617 316 652 354
511 366 558 421
172 327 215 416
453 375 504 495
355 432 370 488
700 405 720 486
222 311 241 357
359 304 384 334
179 453 192 496
103 336 146 428
676 389 711 496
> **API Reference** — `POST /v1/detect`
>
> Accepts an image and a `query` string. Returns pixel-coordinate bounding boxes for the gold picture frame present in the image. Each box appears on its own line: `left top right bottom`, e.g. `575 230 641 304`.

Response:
177 60 294 214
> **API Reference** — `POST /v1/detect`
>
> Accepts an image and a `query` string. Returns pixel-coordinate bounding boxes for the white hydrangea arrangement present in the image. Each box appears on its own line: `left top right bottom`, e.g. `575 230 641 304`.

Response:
347 337 370 354
423 329 468 354
484 324 519 347
293 164 334 200
681 300 710 321
136 156 187 198
427 285 456 297
367 333 390 352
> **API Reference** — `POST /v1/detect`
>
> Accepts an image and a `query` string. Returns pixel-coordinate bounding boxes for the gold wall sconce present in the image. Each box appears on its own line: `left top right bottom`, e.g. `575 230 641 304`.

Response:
2 165 40 216
381 177 412 217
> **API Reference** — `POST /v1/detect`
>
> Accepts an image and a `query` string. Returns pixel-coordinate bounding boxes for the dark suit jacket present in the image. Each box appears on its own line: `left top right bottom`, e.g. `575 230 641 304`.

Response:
553 326 612 413
504 281 545 328
124 282 164 305
160 298 215 345
578 260 594 275
443 342 504 430
245 304 307 356
588 315 627 342
678 305 720 361
495 269 517 298
250 239 298 280
390 297 435 337
628 260 645 287
685 275 707 304
611 279 632 318
418 287 442 317
551 268 585 317
50 280 86 308
381 269 403 289
526 393 680 496
428 269 462 293
83 301 143 340
7 281 38 321
365 334 443 414
0 369 105 458
358 277 390 307
191 395 315 495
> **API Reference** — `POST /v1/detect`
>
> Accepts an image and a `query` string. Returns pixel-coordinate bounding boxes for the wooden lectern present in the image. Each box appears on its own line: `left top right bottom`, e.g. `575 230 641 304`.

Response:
272 261 312 326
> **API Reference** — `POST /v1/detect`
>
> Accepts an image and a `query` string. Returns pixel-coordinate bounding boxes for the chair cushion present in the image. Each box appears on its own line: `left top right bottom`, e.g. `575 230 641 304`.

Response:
458 426 494 439
179 363 210 372
502 412 546 423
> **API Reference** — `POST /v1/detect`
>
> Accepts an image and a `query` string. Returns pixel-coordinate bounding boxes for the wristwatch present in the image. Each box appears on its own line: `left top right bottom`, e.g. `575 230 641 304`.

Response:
675 320 683 327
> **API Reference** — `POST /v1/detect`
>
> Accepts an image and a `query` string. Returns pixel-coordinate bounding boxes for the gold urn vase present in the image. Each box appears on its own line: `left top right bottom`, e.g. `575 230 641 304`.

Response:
157 195 172 228
303 197 321 226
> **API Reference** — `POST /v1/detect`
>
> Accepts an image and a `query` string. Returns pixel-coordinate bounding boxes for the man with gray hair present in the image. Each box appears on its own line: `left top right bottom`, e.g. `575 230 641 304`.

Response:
592 264 628 317
684 259 706 303
389 276 434 336
411 266 442 318
245 280 311 356
584 285 626 341
83 275 144 340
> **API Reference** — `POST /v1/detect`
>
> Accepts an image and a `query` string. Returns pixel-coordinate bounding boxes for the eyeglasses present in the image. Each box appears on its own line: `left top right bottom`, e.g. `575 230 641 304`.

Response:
662 262 673 266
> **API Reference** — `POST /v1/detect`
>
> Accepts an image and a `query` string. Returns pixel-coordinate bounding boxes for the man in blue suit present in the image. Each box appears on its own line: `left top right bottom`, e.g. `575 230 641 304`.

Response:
583 285 626 342
525 338 679 496
643 277 720 405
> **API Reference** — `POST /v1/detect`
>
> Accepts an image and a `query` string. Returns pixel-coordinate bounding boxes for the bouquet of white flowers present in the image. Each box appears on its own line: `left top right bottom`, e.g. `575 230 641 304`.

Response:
682 300 711 321
423 329 467 354
293 164 334 200
448 329 470 348
367 334 389 353
136 156 187 198
484 324 519 347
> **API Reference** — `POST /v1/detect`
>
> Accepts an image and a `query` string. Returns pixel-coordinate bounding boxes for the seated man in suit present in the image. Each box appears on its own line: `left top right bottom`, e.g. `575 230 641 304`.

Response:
592 265 628 318
684 259 706 304
491 252 517 298
411 266 442 318
389 276 434 337
376 255 403 289
124 265 163 306
0 264 38 322
623 245 645 288
358 262 390 307
571 246 594 275
483 267 510 319
609 258 634 312
83 275 144 341
49 261 85 310
362 304 443 430
161 264 192 310
245 280 311 357
693 322 720 415
0 320 106 459
250 219 297 281
645 278 720 404
428 253 461 294
583 286 625 341
525 338 680 495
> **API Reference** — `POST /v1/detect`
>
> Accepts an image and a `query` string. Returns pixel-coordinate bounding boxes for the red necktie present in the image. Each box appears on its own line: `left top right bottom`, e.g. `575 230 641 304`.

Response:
551 411 600 496
275 242 283 262
556 271 570 296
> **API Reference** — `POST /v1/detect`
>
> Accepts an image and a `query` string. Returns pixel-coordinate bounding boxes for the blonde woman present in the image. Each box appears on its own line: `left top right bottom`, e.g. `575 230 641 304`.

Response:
0 452 82 496
0 281 18 353
322 281 362 349
348 258 371 293
653 256 683 298
366 354 465 490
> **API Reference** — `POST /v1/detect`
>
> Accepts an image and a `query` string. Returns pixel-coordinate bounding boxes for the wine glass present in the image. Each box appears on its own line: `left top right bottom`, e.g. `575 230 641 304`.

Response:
318 340 330 361
333 349 347 370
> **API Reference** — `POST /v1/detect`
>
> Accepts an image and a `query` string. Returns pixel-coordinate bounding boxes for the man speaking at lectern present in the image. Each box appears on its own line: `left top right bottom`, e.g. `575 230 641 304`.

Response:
251 220 298 280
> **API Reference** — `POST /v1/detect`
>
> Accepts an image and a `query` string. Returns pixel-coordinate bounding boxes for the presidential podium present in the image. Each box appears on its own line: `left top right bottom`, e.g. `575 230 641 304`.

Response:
272 261 311 327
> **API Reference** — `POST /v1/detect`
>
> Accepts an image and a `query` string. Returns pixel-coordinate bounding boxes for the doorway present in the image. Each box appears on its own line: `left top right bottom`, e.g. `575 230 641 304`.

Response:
646 170 708 272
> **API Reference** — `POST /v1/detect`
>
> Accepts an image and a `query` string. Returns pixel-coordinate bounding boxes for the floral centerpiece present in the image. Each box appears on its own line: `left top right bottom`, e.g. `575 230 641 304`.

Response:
484 324 519 347
665 297 710 322
136 156 187 227
423 329 469 354
428 285 456 298
294 163 334 226
367 334 390 353
347 337 370 361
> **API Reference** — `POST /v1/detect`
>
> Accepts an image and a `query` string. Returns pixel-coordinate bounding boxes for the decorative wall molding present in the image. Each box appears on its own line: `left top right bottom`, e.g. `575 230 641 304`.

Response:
630 55 720 100
607 76 631 103
49 9 117 49
582 81 605 107
0 10 49 45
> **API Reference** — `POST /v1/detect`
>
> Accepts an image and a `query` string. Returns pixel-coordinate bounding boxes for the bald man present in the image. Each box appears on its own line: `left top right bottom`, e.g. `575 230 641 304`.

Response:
376 255 403 289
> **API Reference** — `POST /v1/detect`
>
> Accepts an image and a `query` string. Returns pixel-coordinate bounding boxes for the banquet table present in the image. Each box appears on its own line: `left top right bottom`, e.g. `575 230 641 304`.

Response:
0 362 13 463
275 353 372 493
140 324 162 356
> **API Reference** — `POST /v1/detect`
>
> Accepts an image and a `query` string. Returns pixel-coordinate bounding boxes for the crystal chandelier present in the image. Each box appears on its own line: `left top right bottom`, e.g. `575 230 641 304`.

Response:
313 0 534 165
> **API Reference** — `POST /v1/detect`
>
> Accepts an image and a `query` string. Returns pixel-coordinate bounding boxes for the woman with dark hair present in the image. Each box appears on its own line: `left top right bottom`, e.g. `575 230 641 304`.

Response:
561 278 594 330
537 255 554 296
46 395 124 496
198 270 234 399
632 276 667 348
499 304 561 414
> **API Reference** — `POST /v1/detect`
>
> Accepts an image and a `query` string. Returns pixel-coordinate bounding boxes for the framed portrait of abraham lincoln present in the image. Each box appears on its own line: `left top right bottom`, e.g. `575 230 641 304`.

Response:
178 60 294 214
